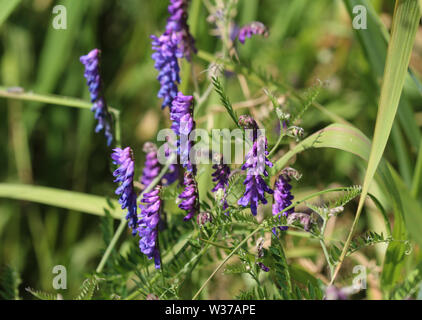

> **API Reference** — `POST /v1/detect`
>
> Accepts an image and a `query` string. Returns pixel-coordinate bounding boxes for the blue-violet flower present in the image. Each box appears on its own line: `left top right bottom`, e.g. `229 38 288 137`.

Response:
272 173 294 234
138 185 162 269
179 171 199 221
237 21 269 44
111 147 138 235
211 154 230 213
80 49 113 146
238 134 274 216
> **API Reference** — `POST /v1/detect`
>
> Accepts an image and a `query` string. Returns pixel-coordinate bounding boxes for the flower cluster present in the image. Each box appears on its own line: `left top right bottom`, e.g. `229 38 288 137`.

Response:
138 186 162 269
237 21 269 44
166 0 197 60
80 49 113 146
111 147 138 235
211 154 230 213
140 141 179 190
170 92 196 174
238 134 274 216
151 34 181 109
179 171 199 221
256 237 270 272
151 0 196 108
272 173 295 234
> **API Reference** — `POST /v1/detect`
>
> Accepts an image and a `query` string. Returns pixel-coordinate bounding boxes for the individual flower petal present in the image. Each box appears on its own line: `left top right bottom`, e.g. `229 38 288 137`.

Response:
238 132 274 216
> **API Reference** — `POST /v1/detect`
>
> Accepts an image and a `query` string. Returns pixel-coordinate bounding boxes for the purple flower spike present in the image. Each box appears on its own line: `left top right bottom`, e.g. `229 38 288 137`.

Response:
138 185 162 269
170 92 196 174
151 0 196 108
167 0 197 60
80 49 113 146
162 140 180 186
179 171 199 221
151 34 181 109
111 147 138 235
140 142 161 190
211 154 230 214
170 92 193 136
238 134 274 216
238 21 269 44
272 173 294 234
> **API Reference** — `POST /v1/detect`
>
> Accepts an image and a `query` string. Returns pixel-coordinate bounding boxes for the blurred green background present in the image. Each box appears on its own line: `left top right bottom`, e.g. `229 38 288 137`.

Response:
0 0 421 299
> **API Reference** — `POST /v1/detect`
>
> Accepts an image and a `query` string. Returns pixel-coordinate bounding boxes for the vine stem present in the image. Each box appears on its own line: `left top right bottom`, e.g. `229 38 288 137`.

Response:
96 153 176 274
192 226 261 300
268 122 285 158
319 215 334 279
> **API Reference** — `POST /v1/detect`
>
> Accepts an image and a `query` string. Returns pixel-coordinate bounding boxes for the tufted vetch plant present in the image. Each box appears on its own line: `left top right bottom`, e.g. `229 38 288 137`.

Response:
0 0 421 302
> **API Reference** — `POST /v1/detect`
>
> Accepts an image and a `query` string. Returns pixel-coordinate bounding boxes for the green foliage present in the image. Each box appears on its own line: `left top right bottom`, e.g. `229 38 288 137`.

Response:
25 287 60 300
0 265 21 300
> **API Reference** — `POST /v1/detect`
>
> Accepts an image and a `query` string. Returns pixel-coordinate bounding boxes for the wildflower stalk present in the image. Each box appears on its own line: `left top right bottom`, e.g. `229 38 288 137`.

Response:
319 215 334 279
411 139 422 198
268 124 285 158
192 226 261 300
96 153 176 274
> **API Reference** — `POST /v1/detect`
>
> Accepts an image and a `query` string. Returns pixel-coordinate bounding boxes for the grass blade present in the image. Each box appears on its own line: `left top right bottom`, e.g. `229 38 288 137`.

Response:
0 184 122 219
331 0 420 284
0 0 21 28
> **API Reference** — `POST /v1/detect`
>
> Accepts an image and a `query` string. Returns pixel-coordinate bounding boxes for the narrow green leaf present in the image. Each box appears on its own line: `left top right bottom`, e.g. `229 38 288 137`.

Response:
333 0 420 283
0 0 21 28
0 183 122 219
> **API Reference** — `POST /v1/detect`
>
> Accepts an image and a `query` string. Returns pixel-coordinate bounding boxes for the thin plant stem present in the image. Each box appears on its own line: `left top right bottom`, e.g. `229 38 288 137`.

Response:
319 216 334 279
192 226 261 300
411 139 422 198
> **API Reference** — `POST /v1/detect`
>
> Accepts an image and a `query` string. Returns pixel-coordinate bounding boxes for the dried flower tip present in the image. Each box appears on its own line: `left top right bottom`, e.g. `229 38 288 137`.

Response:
287 212 312 232
325 285 349 300
238 114 258 130
275 108 290 122
256 237 265 258
329 206 344 216
146 294 159 300
281 167 302 181
197 212 213 227
288 126 304 140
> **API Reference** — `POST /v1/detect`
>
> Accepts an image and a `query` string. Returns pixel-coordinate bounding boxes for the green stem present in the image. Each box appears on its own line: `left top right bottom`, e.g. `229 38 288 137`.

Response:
192 226 261 300
268 123 285 158
411 139 422 198
319 216 334 279
96 217 127 273
0 86 118 114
